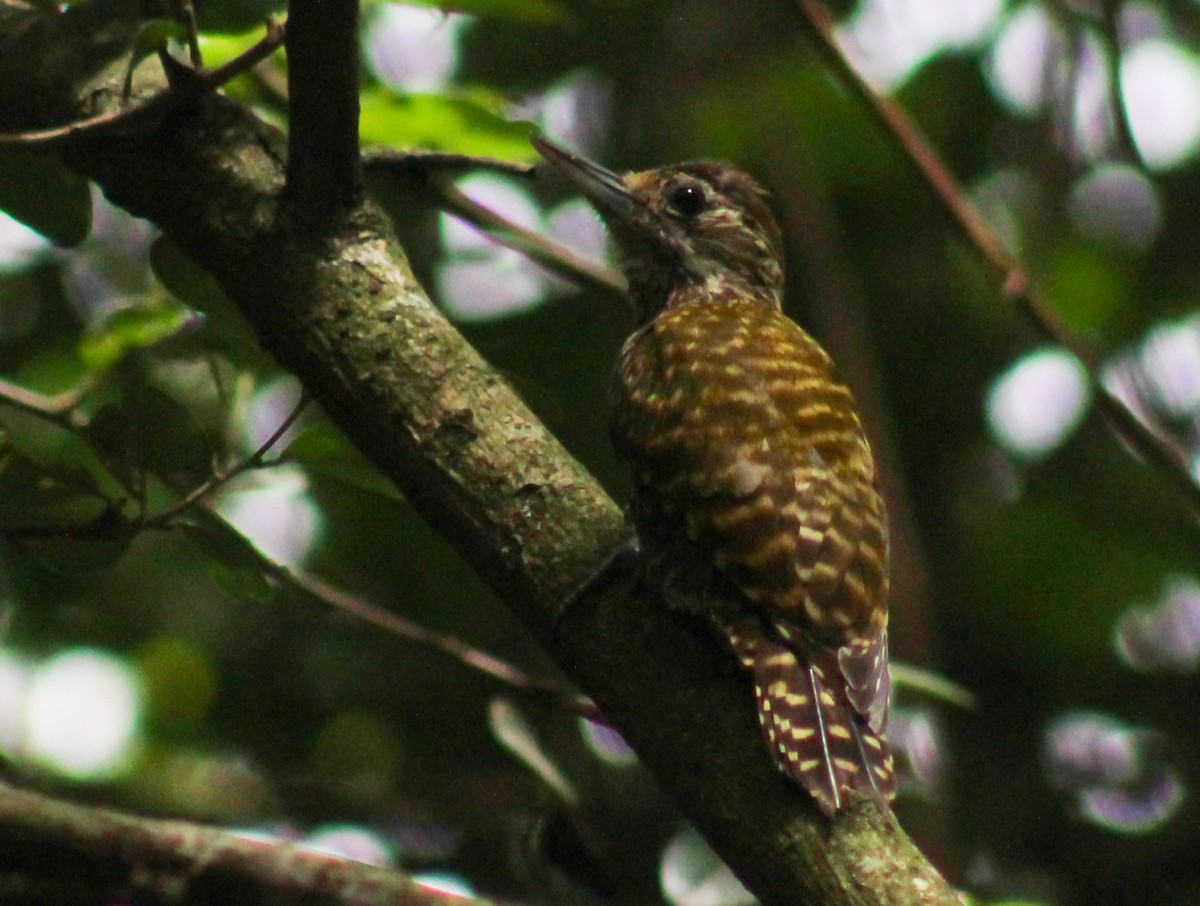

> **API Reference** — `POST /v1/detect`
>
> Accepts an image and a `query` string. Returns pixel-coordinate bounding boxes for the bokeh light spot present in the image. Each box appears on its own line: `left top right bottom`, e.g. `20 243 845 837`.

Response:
986 349 1091 459
987 3 1068 115
302 824 394 867
1067 163 1161 251
1044 711 1183 834
365 4 467 93
0 210 50 271
1114 575 1200 673
839 0 1003 90
438 175 549 321
579 716 639 767
1138 315 1200 417
661 826 754 906
1121 40 1200 169
25 648 140 779
414 873 475 899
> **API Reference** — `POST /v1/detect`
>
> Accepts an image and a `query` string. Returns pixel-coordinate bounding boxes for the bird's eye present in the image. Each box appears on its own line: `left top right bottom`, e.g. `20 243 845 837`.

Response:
667 184 706 219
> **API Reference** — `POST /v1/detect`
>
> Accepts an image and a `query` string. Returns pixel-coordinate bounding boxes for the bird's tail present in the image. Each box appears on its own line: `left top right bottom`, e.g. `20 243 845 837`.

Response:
720 616 895 816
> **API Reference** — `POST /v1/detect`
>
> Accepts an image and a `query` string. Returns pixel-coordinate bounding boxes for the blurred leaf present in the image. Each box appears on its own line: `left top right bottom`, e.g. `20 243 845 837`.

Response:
80 387 214 493
369 0 566 23
969 499 1182 668
0 431 125 534
134 636 219 724
0 427 134 569
10 526 134 574
85 403 144 493
150 237 237 317
0 409 128 502
0 148 92 247
80 303 191 372
359 86 536 159
149 236 263 362
660 826 754 906
196 28 278 68
1043 242 1130 337
488 696 577 804
131 385 215 487
194 0 288 34
182 514 276 603
130 19 190 84
285 423 403 501
310 710 405 800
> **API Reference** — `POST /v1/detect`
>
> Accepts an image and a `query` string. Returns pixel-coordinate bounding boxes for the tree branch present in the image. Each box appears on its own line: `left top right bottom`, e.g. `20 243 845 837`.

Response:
0 779 491 906
0 4 961 905
284 0 362 223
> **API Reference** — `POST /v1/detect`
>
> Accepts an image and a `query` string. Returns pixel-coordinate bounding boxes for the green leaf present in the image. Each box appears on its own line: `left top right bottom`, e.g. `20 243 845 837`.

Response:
130 18 190 76
85 404 145 493
149 237 262 363
196 29 276 68
130 386 215 487
0 148 93 248
10 527 134 574
194 0 288 34
151 235 256 324
284 423 403 501
83 387 215 492
0 434 134 570
1 409 128 502
149 236 236 316
359 87 537 160
0 433 102 518
365 0 566 23
182 515 276 604
1043 241 1130 336
79 302 191 372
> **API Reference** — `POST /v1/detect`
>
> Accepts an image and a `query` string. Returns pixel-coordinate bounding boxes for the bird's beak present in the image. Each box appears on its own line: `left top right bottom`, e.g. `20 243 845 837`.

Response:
532 135 639 224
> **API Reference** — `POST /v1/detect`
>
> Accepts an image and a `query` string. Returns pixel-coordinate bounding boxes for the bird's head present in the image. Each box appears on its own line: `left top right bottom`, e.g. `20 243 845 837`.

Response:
534 137 785 323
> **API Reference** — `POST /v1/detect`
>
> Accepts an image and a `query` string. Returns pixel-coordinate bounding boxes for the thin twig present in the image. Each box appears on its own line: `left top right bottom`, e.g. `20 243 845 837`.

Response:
0 16 286 148
148 392 309 528
363 149 626 298
363 148 536 179
271 562 596 716
284 0 362 219
0 376 91 428
436 175 626 298
788 0 1200 521
177 0 203 69
0 383 305 541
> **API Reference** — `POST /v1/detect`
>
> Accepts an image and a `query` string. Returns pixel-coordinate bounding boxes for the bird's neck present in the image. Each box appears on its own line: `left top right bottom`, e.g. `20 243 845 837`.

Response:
628 268 782 326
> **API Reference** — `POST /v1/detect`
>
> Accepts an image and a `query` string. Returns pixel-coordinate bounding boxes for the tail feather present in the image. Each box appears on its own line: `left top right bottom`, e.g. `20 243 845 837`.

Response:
722 616 895 816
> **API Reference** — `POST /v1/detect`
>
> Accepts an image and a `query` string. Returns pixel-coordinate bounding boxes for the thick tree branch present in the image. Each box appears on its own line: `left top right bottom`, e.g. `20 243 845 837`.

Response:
0 5 961 905
0 779 488 906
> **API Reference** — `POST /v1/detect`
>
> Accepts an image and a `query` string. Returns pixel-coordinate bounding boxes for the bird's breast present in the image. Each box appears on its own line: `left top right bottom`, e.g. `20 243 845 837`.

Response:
612 296 870 475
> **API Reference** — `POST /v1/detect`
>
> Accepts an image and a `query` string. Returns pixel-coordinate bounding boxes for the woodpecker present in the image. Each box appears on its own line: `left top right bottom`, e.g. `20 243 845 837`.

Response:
534 136 894 815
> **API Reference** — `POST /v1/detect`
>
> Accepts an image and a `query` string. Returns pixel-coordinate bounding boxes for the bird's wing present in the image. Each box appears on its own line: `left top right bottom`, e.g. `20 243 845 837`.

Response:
629 302 891 728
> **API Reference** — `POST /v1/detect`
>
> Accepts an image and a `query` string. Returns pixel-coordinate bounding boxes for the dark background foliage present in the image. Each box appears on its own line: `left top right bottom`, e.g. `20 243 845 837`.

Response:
2 1 1199 904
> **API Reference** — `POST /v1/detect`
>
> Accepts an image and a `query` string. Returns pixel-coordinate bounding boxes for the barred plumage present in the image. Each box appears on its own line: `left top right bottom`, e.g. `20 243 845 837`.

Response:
535 136 894 815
